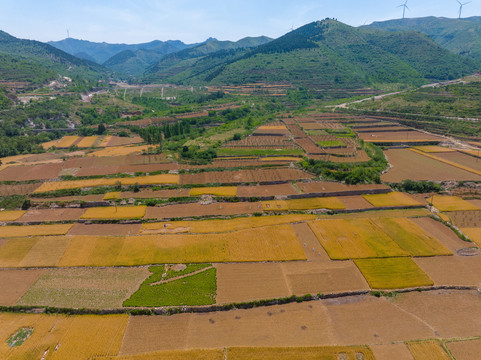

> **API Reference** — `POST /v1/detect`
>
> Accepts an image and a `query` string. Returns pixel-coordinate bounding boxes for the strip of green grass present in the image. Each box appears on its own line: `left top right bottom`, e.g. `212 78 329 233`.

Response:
123 264 216 307
316 140 346 148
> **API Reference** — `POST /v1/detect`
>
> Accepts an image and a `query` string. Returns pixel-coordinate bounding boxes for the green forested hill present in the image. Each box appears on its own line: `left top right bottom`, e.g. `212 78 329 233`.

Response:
0 30 109 80
364 17 481 63
145 20 479 88
0 53 56 85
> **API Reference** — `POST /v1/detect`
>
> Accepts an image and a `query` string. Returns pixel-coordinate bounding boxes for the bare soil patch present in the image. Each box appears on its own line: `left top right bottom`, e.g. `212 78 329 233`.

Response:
392 290 481 339
297 182 389 194
215 263 290 304
68 223 142 236
414 256 481 286
359 130 442 142
291 223 329 262
0 183 41 196
120 189 190 199
76 163 178 177
447 339 481 360
382 149 481 182
0 269 45 305
0 163 62 181
145 202 263 219
16 208 85 222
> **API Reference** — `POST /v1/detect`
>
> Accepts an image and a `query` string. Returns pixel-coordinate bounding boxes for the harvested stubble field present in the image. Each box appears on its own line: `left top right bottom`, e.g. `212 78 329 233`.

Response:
95 349 224 360
0 226 305 267
119 188 190 199
0 162 62 181
190 186 237 197
180 168 311 185
410 148 481 177
262 197 346 211
17 267 150 308
382 149 481 182
406 340 451 360
75 163 178 177
141 214 316 234
413 145 456 153
359 130 442 143
68 223 142 236
354 257 434 289
145 202 263 219
447 339 481 360
0 183 40 196
80 206 147 220
226 346 375 360
446 210 481 227
33 174 179 193
0 313 128 359
88 145 152 157
415 256 481 287
296 181 389 195
308 217 451 260
0 224 73 238
431 195 480 212
362 192 421 207
237 183 298 197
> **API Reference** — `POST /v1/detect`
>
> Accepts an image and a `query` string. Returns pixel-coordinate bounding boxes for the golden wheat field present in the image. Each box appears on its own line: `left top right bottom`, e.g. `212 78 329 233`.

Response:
104 192 122 200
0 210 26 221
0 224 73 238
406 340 451 360
362 192 422 207
190 186 238 197
354 257 434 289
34 174 179 193
262 197 346 211
431 195 480 212
0 313 128 359
81 206 147 220
88 145 152 157
141 214 316 234
76 136 99 148
94 349 224 360
412 146 455 153
0 225 305 267
55 135 80 148
226 346 375 360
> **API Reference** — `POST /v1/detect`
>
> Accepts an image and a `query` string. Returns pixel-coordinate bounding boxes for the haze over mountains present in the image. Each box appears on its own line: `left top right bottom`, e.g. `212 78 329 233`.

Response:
2 17 481 91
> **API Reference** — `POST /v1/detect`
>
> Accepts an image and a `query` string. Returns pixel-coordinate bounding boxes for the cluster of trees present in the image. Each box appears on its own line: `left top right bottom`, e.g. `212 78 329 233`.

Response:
393 179 443 193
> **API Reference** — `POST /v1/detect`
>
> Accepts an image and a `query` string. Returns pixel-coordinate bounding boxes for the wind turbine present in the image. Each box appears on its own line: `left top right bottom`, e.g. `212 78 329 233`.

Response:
398 0 410 19
457 0 471 19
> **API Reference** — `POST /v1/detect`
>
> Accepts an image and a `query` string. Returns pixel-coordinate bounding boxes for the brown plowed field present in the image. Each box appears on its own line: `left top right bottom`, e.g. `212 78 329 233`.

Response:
0 163 62 181
359 130 442 142
237 183 298 197
75 163 178 177
68 223 142 236
371 344 414 360
215 263 290 304
0 183 41 195
414 256 481 286
382 149 481 182
447 339 481 360
180 168 311 185
431 151 481 173
339 195 375 210
297 181 389 194
145 202 263 219
0 269 45 305
16 208 86 222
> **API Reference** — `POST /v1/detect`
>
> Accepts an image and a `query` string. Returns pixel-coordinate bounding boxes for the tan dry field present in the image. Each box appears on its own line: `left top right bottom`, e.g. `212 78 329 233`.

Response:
447 339 481 360
75 163 178 177
432 150 481 173
0 269 45 305
145 202 263 219
0 162 62 181
106 136 144 147
17 267 150 309
359 130 442 142
237 183 298 197
291 222 329 262
180 168 311 185
447 210 481 227
215 263 291 304
119 188 191 199
338 195 375 210
68 223 142 236
415 256 481 286
391 290 481 339
30 194 105 203
16 208 86 222
382 149 481 182
371 344 415 360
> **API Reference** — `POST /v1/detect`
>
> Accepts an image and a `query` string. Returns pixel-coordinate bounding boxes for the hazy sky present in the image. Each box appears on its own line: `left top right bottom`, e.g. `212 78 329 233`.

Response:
2 0 480 44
